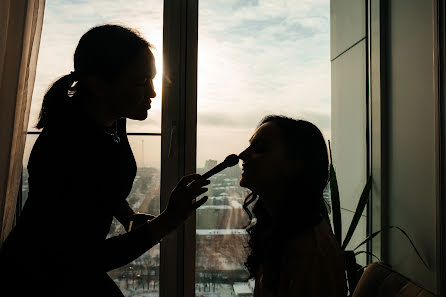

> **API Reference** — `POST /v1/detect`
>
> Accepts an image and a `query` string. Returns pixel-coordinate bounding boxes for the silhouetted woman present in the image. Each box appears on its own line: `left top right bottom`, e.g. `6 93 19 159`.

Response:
0 25 209 297
239 115 346 297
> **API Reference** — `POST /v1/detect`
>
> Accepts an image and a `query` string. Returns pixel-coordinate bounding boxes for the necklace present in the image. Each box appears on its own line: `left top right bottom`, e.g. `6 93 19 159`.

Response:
104 122 120 144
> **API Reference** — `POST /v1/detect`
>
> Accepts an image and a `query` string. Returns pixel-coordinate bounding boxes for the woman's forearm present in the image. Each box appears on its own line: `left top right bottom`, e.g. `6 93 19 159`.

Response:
101 211 179 271
101 174 208 271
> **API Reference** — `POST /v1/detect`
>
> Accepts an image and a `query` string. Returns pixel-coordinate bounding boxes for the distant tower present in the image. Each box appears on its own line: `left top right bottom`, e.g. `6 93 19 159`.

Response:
142 139 145 168
204 159 218 171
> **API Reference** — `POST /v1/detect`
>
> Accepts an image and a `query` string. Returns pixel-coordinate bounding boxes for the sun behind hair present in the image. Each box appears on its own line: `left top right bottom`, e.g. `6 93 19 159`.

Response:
37 24 153 129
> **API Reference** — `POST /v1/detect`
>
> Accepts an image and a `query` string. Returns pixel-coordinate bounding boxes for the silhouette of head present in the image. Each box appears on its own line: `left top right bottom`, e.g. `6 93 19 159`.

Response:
239 115 329 214
37 24 156 128
241 115 329 286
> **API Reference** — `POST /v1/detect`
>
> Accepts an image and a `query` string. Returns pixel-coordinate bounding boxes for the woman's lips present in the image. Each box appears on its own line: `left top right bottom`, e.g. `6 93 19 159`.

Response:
241 165 249 175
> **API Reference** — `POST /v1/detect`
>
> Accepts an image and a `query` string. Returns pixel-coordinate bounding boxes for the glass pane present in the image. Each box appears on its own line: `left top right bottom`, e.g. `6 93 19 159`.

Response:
197 1 331 296
28 0 163 134
107 135 161 296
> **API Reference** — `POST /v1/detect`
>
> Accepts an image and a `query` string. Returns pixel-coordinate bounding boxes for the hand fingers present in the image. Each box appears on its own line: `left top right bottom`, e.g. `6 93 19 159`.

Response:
175 175 210 193
187 178 210 190
177 174 202 187
183 187 208 202
192 196 208 209
194 187 208 197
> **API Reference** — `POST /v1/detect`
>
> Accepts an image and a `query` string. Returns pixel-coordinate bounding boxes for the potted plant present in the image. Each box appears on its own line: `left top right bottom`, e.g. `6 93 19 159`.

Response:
325 141 429 296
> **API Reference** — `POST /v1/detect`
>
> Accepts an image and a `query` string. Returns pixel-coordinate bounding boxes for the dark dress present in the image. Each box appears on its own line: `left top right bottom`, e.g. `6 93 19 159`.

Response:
254 220 347 297
0 102 155 296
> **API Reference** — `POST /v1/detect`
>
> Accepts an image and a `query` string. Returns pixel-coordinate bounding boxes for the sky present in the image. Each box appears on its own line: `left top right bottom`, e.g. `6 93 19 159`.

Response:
26 0 330 168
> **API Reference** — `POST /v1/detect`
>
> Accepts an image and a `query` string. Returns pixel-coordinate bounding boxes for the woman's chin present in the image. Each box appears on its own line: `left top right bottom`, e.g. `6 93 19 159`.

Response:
128 111 148 121
239 177 253 191
139 110 148 120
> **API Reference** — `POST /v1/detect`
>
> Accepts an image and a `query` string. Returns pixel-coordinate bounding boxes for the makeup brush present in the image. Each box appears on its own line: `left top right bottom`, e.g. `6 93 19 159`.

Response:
201 154 240 180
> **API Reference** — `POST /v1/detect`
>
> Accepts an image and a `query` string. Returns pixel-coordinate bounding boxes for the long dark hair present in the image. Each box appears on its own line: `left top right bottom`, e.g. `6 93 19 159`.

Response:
243 115 329 291
36 24 152 129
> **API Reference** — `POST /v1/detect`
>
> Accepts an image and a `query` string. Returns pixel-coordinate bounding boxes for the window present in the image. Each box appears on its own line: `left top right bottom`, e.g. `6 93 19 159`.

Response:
196 1 331 296
20 1 374 297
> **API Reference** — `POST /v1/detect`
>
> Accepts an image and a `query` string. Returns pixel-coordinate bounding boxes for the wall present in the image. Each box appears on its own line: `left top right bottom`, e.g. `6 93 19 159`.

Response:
384 0 438 291
332 0 440 293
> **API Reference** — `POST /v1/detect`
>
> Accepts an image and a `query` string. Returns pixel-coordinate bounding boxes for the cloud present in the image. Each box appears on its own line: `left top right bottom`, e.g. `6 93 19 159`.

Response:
197 0 330 117
198 111 262 129
28 0 331 167
29 0 164 131
195 0 331 166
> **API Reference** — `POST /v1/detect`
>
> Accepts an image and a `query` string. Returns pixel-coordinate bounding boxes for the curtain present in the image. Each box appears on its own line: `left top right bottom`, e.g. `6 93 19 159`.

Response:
0 0 45 243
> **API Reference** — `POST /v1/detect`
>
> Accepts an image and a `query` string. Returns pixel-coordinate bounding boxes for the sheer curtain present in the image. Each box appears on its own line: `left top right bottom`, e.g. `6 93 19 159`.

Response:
0 0 45 243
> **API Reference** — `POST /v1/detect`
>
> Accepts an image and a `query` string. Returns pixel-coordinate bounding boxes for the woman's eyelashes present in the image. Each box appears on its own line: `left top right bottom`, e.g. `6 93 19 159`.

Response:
136 73 156 86
136 77 149 87
249 140 267 153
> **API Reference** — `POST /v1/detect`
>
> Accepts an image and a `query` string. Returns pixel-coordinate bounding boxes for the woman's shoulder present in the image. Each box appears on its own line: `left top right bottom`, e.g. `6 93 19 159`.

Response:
27 114 96 172
279 220 347 297
282 219 345 271
287 220 342 254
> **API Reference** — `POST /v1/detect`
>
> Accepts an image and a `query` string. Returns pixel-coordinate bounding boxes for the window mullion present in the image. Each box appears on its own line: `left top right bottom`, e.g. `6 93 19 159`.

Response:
160 1 198 297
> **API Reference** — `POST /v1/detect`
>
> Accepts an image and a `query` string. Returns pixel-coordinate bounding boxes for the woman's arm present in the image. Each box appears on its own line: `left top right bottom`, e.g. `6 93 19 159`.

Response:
98 174 209 271
99 209 178 271
28 170 208 275
27 133 209 274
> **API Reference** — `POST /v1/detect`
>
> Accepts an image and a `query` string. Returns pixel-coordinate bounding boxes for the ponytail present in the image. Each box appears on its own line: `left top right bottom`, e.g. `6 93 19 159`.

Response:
36 73 77 129
36 24 152 129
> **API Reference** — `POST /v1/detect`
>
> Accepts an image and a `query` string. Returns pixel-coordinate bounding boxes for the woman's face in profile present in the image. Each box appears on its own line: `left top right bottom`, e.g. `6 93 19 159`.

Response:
239 122 299 199
107 48 157 121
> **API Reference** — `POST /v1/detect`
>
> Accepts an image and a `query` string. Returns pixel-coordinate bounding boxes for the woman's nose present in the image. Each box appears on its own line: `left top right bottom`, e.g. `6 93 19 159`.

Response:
150 89 156 98
147 81 156 98
239 147 250 161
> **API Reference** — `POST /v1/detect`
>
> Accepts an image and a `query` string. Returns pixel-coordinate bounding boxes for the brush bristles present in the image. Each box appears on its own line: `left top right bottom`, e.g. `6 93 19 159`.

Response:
224 154 239 166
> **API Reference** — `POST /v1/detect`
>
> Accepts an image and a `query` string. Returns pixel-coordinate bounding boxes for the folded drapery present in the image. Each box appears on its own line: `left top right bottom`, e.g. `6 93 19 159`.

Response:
0 0 45 243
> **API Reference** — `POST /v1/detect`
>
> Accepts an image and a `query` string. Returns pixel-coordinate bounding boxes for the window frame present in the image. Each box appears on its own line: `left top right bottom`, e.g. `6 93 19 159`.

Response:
436 0 446 295
369 0 385 263
160 1 198 297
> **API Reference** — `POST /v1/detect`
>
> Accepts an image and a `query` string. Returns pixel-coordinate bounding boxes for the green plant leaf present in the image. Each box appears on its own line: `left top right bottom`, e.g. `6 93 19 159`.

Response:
344 250 362 295
353 228 382 251
354 250 382 262
328 141 342 246
353 226 431 270
330 164 342 245
342 176 372 250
